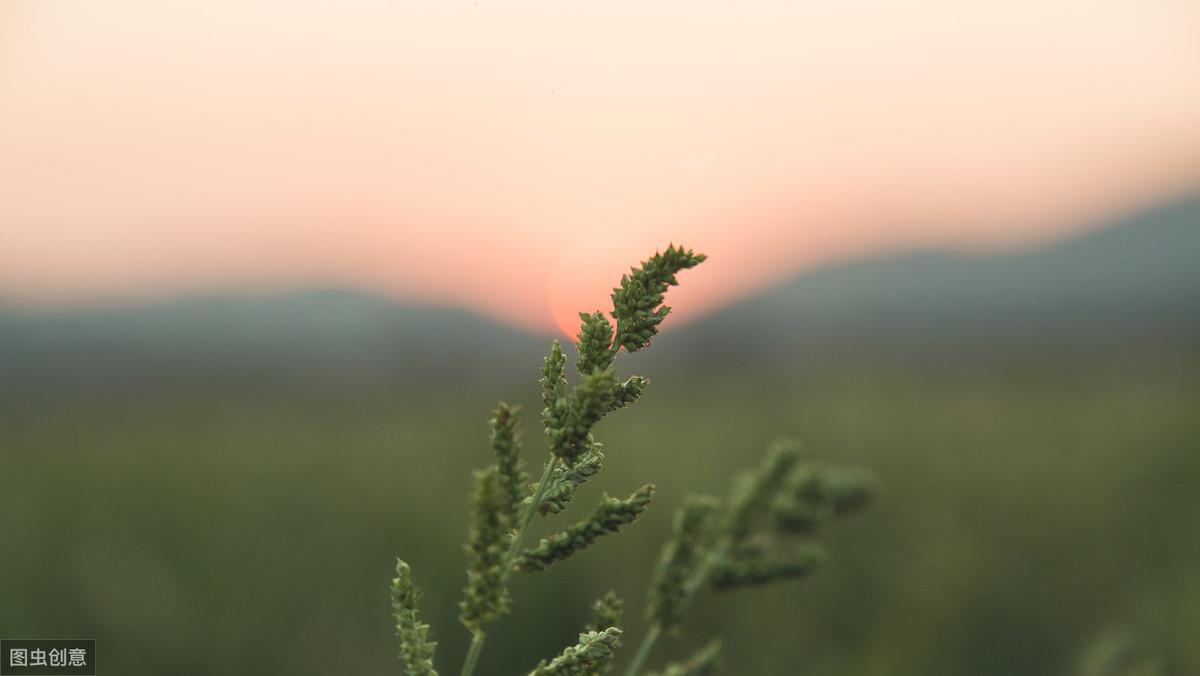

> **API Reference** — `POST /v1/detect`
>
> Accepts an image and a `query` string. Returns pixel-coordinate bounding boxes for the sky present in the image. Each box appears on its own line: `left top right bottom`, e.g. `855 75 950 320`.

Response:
2 1 1199 334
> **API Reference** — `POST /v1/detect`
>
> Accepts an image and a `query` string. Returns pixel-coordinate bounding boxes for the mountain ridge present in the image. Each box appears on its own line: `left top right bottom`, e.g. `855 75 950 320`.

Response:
678 190 1200 354
2 190 1197 388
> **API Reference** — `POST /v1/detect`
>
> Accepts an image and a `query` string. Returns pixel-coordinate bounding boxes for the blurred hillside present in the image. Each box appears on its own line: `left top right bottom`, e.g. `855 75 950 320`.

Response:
3 190 1198 390
686 192 1200 356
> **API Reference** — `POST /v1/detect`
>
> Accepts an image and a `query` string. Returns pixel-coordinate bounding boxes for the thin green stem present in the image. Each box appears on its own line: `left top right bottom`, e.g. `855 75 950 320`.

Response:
622 624 661 676
501 457 561 582
459 632 485 676
458 457 561 676
680 544 727 600
623 542 730 676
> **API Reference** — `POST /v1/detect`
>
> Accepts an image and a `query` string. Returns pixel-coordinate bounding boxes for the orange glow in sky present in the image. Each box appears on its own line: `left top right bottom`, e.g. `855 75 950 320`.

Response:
2 1 1199 334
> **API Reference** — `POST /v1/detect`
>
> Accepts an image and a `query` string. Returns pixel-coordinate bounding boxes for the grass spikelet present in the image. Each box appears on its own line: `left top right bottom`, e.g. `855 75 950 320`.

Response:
529 628 623 676
391 560 439 676
587 591 625 633
576 311 616 376
490 402 527 519
611 245 707 353
710 547 825 591
648 496 720 633
724 440 800 545
527 443 605 516
515 484 656 573
459 468 511 634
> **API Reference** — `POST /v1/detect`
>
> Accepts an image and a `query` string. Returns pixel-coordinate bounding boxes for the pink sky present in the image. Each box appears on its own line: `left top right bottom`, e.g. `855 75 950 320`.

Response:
2 1 1199 334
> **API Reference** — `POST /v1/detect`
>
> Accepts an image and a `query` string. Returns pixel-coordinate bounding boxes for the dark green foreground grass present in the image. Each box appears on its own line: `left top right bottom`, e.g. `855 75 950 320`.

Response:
2 357 1197 675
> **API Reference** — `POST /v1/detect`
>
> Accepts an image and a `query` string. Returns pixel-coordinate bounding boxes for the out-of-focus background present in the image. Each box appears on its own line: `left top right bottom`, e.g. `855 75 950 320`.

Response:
2 2 1199 675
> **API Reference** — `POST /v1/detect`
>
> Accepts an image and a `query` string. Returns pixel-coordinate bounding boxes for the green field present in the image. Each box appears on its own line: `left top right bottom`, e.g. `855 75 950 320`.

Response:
2 354 1197 675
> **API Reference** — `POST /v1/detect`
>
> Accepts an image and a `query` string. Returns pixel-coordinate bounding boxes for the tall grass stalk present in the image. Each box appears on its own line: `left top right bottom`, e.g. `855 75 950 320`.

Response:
460 457 559 676
389 246 875 676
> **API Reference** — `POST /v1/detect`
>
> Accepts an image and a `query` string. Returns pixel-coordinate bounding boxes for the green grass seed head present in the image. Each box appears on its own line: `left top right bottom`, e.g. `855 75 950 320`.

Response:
391 559 439 676
391 247 875 674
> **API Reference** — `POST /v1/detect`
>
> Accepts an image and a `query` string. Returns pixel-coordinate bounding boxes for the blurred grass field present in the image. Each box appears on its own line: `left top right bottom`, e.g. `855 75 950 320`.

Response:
2 353 1197 675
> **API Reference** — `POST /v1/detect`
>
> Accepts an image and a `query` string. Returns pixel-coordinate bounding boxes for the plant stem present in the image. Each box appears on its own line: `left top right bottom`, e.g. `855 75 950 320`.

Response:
622 624 661 676
458 457 561 676
459 632 485 676
501 457 561 582
622 542 730 676
680 544 727 601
